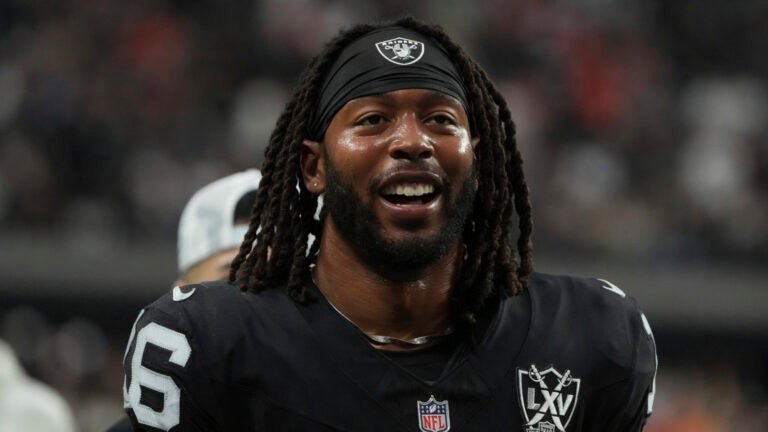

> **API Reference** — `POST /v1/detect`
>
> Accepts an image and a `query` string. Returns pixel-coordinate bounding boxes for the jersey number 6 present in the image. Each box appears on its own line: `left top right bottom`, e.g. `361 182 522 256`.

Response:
125 322 192 431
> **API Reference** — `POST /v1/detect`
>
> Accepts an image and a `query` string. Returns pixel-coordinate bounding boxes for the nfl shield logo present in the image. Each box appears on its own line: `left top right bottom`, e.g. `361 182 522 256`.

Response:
417 395 451 432
517 364 581 432
375 36 425 65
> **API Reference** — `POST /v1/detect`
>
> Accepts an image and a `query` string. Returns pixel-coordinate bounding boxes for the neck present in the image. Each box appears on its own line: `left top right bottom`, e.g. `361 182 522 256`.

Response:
314 222 461 350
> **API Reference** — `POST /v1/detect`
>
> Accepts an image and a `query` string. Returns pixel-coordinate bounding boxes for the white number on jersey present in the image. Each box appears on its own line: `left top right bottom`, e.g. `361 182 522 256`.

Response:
125 321 192 431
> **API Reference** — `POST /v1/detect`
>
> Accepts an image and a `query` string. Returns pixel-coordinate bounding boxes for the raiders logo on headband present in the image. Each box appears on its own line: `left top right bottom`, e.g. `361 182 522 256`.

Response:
375 36 425 65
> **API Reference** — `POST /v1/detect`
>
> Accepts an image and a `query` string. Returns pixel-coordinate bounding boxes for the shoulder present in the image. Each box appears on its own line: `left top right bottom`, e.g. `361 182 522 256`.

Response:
526 272 656 376
530 273 639 318
142 280 296 330
515 273 658 430
146 279 282 317
122 282 305 430
129 281 301 370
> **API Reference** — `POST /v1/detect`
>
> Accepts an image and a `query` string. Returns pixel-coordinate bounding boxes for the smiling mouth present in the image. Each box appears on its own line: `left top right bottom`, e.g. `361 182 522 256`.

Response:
380 183 437 205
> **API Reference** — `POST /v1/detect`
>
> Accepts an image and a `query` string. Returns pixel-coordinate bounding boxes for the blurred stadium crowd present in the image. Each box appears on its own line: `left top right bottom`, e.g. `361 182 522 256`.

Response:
0 0 766 430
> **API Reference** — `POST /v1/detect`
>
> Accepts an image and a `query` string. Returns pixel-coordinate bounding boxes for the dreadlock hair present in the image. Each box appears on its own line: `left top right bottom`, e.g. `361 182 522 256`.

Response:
230 17 534 328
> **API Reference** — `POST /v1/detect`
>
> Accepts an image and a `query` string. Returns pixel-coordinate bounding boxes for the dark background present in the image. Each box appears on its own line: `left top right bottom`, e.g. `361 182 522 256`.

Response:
1 0 766 430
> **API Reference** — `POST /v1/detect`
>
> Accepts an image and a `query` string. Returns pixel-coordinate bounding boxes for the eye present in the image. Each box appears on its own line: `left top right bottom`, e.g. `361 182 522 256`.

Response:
427 113 457 126
357 114 385 126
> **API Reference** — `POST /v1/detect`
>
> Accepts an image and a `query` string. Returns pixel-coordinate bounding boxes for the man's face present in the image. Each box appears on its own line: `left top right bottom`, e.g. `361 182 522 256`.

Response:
320 88 478 270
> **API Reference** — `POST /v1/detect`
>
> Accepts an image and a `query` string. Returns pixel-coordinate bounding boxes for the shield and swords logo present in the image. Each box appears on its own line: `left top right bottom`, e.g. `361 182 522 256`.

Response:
375 36 425 65
517 364 581 432
417 395 451 432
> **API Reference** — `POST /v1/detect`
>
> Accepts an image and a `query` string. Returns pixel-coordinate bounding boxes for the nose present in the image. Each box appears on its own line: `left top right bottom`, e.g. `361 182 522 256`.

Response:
388 115 433 160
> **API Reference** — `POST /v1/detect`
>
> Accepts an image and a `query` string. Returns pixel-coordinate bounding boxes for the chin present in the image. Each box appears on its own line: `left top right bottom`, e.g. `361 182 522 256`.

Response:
359 230 455 273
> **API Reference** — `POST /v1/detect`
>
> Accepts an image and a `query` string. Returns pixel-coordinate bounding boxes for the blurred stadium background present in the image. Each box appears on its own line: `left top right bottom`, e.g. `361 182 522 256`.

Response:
0 0 766 430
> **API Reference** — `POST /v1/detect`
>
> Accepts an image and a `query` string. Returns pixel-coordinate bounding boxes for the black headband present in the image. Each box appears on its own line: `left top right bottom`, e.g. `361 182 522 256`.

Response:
307 26 471 141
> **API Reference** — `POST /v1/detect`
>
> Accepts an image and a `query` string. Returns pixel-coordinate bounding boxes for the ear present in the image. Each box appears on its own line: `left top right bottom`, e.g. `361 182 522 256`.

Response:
471 136 480 151
300 139 325 194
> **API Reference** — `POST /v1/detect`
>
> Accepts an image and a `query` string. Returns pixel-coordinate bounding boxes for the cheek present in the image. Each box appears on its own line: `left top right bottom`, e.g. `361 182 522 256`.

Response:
334 129 363 155
329 130 384 182
455 130 474 159
442 130 476 174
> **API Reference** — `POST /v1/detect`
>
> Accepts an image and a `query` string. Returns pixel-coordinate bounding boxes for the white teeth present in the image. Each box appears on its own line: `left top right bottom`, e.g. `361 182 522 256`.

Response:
382 184 434 197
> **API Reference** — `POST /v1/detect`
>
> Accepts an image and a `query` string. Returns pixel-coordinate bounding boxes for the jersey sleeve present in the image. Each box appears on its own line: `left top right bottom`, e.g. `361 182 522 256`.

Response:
121 304 224 432
584 281 658 431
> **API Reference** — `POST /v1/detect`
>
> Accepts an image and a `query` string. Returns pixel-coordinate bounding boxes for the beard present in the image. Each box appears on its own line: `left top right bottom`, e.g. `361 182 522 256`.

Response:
323 156 476 275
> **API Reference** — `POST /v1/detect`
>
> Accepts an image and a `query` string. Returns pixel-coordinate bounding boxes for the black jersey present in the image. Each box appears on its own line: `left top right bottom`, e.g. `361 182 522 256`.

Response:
122 272 657 431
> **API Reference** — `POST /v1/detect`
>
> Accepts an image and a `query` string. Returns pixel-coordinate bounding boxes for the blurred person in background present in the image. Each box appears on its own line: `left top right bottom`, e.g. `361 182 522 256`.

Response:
106 169 261 432
121 17 656 431
0 338 77 432
173 169 263 287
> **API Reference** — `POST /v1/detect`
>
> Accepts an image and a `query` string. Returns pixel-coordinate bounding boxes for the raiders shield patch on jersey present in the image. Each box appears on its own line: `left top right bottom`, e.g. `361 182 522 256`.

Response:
417 395 450 432
375 36 425 65
517 364 581 432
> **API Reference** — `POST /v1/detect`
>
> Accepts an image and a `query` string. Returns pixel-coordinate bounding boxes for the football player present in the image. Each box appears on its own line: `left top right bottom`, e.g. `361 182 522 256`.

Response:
122 18 657 431
107 169 261 432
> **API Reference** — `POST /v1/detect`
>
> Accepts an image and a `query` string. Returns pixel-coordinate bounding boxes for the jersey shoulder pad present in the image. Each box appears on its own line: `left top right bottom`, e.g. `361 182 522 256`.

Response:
125 281 246 383
122 282 299 431
138 281 306 366
529 272 656 375
149 279 240 316
530 271 641 317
